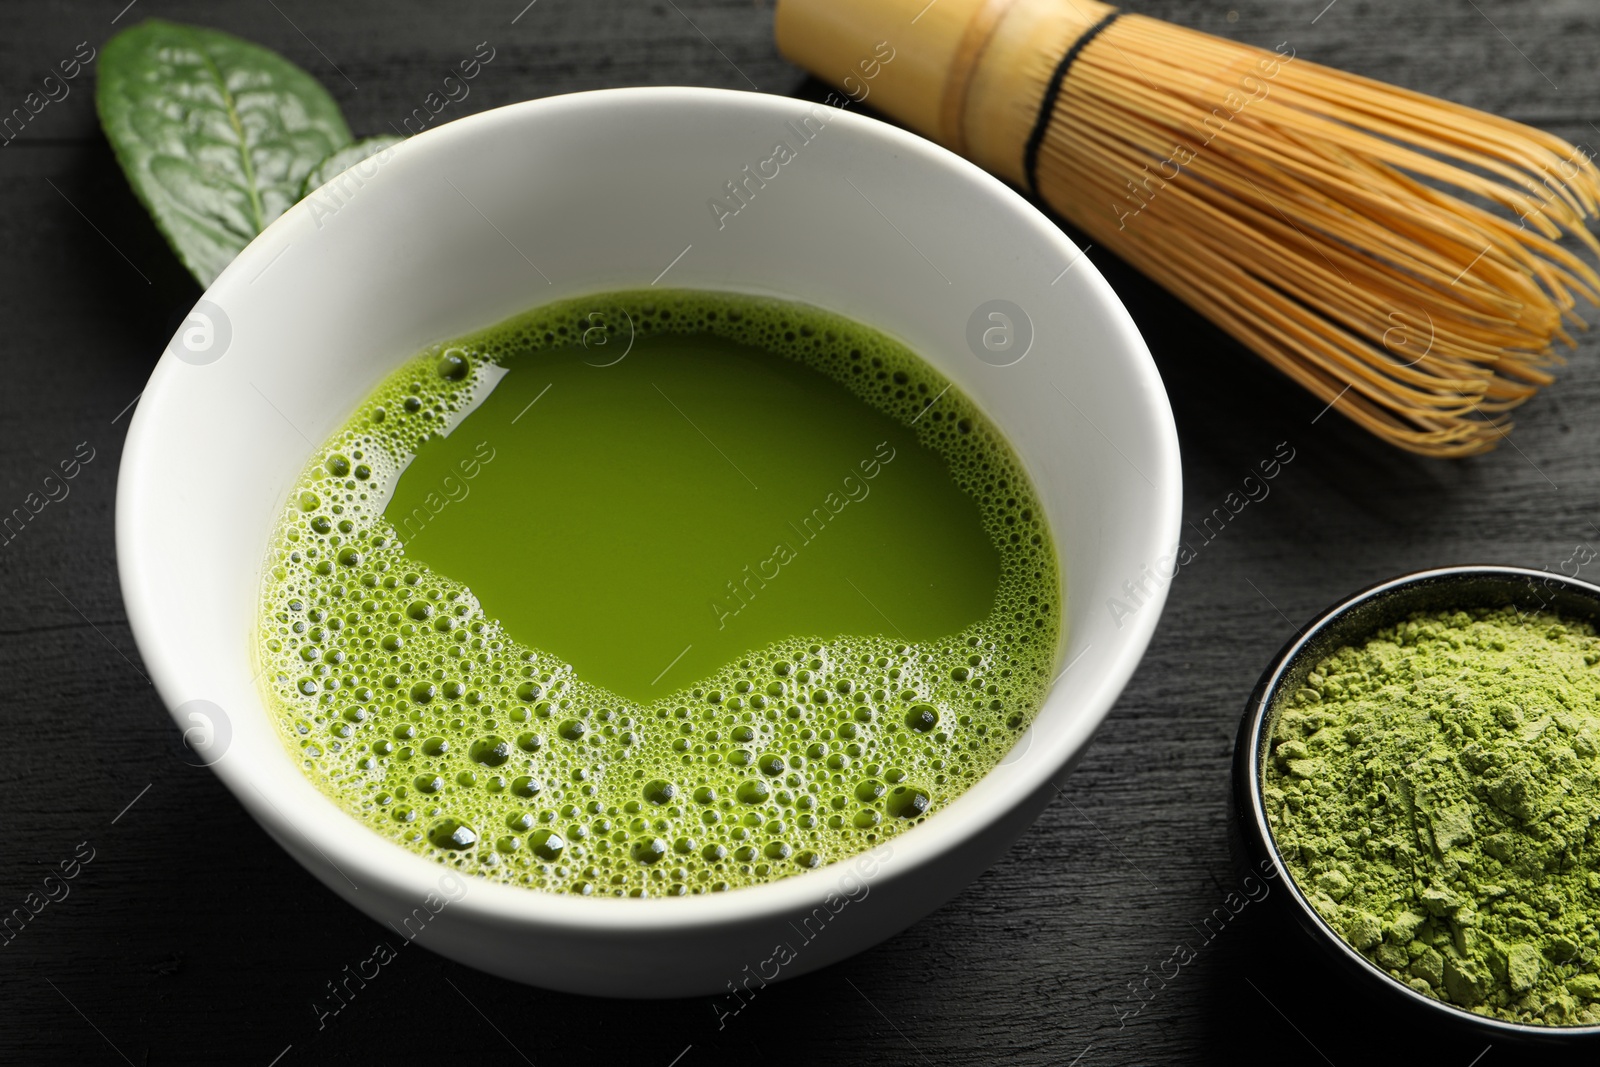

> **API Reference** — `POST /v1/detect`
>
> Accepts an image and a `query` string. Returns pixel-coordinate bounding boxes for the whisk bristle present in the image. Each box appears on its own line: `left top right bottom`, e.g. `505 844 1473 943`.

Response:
1048 13 1600 456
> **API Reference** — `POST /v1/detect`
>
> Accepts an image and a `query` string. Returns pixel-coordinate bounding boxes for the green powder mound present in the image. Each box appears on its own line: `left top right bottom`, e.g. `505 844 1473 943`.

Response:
255 289 1062 898
1266 607 1600 1026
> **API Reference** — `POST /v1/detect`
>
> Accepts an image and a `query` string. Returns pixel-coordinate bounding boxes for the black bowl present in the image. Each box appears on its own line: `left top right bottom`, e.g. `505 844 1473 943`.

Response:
1231 565 1600 1047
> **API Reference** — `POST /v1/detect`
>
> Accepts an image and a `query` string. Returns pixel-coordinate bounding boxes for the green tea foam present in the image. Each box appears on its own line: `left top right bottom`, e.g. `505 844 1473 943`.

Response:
256 290 1062 896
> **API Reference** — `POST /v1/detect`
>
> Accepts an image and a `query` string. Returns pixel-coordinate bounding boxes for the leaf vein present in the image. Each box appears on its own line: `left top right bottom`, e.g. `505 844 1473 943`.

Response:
182 24 266 234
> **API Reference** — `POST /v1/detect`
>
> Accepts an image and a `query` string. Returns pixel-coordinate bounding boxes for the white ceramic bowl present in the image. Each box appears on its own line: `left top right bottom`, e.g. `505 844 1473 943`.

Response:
118 87 1180 997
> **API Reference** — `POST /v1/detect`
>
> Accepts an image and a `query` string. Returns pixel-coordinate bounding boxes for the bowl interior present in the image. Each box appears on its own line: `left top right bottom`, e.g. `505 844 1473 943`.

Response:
1246 566 1600 1038
118 87 1181 926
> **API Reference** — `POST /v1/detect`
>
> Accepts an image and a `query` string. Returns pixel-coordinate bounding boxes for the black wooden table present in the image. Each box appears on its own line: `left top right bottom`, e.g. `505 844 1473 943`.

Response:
3 1 1597 1063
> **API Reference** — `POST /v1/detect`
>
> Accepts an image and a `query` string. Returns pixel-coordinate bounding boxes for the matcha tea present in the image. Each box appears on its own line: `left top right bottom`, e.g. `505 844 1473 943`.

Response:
256 290 1061 896
1267 608 1600 1025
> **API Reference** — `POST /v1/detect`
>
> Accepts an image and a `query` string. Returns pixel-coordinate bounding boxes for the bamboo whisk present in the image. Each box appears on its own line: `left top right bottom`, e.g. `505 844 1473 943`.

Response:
776 0 1600 457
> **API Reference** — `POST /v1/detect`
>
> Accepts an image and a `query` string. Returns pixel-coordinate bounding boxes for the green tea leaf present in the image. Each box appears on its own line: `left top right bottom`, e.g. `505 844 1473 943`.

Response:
96 19 352 286
300 135 405 200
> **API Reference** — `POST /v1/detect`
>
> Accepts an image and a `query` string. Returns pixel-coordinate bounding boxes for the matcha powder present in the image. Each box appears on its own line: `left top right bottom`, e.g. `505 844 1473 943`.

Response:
1265 607 1600 1026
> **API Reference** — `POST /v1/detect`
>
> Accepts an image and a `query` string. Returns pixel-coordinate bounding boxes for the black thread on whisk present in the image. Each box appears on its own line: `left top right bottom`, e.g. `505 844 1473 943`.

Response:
1022 10 1122 197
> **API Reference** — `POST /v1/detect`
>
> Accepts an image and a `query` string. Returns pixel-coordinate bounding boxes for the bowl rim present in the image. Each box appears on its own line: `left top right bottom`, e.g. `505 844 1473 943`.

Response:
117 85 1183 935
1239 563 1600 1038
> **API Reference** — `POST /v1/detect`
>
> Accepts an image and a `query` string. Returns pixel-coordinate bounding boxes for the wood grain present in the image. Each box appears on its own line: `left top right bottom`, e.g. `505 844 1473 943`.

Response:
1 0 1596 1063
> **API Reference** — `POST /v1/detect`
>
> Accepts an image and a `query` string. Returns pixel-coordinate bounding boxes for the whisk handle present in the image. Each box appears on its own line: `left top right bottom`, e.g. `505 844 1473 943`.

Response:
776 0 1119 184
